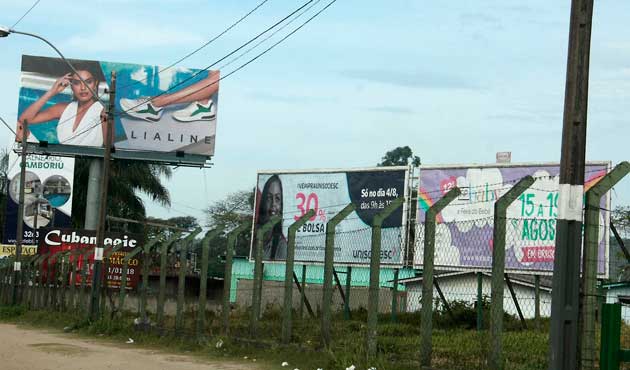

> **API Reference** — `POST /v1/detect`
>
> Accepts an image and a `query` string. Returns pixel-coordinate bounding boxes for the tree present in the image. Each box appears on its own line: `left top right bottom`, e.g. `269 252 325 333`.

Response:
203 189 254 258
377 146 421 167
144 215 199 240
71 158 172 233
612 206 630 238
378 146 421 261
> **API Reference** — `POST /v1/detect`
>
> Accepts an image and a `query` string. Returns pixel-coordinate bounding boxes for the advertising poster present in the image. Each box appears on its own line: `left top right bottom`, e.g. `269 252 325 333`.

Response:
250 167 409 265
38 228 142 289
414 162 611 276
3 150 74 245
17 55 219 158
0 245 37 258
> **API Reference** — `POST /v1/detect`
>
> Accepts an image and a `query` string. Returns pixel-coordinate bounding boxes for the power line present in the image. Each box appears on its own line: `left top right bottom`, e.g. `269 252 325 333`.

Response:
0 116 18 137
59 0 325 144
111 0 316 119
116 0 272 93
11 0 42 29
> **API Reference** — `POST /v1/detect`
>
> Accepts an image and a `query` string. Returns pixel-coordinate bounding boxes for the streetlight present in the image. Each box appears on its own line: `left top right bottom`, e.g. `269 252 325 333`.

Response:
0 26 109 309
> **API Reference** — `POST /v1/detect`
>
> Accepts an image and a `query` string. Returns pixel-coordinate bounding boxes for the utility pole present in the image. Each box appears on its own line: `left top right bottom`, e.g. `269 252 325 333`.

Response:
12 119 28 304
549 1 594 369
89 72 116 320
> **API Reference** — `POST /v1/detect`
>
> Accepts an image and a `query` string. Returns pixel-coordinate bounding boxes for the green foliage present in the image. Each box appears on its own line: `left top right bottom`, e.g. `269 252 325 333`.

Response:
377 146 421 167
0 305 25 319
72 158 172 232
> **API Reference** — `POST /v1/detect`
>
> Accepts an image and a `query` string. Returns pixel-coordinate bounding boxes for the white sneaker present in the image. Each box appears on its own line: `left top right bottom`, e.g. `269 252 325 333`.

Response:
119 97 163 122
172 100 216 122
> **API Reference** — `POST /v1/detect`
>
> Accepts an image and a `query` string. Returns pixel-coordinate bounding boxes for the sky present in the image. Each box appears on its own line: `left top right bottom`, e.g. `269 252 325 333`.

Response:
0 0 628 225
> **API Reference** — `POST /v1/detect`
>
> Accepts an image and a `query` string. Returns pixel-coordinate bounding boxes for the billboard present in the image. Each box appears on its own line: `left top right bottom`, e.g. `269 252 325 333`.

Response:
3 150 74 245
38 228 143 289
414 162 611 276
0 245 37 258
250 167 410 265
16 55 218 162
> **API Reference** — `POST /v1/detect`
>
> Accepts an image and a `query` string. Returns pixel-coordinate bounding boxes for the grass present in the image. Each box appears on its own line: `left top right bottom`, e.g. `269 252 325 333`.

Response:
0 303 557 370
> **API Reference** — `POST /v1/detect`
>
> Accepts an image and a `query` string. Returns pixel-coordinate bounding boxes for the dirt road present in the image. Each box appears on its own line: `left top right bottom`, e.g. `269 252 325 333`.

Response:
0 323 261 370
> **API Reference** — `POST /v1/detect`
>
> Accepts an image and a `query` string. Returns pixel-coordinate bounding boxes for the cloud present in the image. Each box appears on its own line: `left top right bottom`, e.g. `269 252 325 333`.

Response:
367 105 414 115
341 69 479 90
61 19 204 53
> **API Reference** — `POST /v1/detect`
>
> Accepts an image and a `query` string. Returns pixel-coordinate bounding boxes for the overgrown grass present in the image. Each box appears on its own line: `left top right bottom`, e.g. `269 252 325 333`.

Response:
0 302 605 370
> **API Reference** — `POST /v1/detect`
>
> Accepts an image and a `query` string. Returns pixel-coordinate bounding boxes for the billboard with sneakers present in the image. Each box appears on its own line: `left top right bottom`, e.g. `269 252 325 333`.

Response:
15 55 219 162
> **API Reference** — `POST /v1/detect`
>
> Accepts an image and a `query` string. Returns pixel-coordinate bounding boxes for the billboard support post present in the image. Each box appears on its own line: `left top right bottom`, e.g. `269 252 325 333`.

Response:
12 119 28 305
322 204 355 348
580 162 630 370
549 1 594 369
420 187 461 367
283 209 315 344
367 197 404 359
89 71 116 321
223 223 250 334
489 175 534 370
250 215 281 337
197 227 223 337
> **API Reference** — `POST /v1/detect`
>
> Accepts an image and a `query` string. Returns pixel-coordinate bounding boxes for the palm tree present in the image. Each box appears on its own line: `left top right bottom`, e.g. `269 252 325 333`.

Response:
71 158 172 232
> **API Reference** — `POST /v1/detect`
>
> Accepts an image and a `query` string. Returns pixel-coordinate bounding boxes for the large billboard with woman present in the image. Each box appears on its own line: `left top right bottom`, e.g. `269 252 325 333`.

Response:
250 167 411 266
15 55 219 162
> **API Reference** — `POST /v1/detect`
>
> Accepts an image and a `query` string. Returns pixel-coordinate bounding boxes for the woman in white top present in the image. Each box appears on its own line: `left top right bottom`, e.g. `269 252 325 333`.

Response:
16 69 106 147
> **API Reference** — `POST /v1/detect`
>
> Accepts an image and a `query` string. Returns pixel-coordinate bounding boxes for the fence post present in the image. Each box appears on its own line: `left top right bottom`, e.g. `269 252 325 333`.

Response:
367 197 404 359
345 266 352 320
282 210 315 344
79 248 94 314
391 269 399 323
197 226 224 336
322 204 355 348
489 176 534 370
420 187 461 367
131 237 161 320
581 162 630 370
176 228 201 333
299 264 307 318
67 250 81 311
250 216 281 337
534 275 540 330
222 222 250 334
477 272 483 331
118 244 145 315
157 233 182 326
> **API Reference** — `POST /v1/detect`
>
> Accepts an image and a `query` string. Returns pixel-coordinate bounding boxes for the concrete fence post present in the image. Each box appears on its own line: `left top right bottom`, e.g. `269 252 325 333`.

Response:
282 209 315 344
197 226 223 336
222 222 251 334
322 204 355 347
420 187 461 368
367 197 404 358
580 161 629 370
489 176 534 370
250 216 281 337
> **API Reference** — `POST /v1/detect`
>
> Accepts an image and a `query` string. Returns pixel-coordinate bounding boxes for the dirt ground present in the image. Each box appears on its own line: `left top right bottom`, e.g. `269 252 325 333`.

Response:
0 323 261 370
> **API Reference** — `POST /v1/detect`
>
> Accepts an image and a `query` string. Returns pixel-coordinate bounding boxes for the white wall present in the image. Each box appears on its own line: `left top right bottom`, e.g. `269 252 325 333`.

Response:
405 274 552 319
